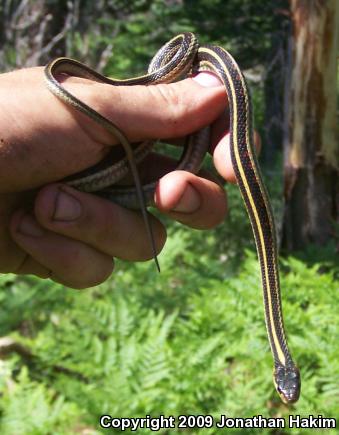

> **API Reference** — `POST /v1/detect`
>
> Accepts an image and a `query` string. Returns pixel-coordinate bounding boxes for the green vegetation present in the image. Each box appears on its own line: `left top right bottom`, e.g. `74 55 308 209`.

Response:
0 185 338 434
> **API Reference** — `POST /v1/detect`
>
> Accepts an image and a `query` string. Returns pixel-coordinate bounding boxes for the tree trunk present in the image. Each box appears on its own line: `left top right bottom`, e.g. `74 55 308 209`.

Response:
282 0 338 250
0 0 122 71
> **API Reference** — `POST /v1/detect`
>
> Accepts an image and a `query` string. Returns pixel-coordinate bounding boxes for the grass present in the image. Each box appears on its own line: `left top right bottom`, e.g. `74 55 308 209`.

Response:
0 184 338 434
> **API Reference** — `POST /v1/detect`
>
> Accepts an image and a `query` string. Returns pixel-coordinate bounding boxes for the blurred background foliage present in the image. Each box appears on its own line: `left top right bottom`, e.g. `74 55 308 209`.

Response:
0 0 338 434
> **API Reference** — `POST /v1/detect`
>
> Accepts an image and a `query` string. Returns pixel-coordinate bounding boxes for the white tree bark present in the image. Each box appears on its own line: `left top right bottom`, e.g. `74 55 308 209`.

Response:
283 0 338 249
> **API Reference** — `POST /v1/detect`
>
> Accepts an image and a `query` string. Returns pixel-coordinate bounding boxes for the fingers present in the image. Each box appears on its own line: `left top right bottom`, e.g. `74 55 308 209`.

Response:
10 184 166 289
12 213 114 287
155 171 227 229
213 130 262 183
8 125 261 289
9 169 226 288
10 211 114 288
34 184 166 261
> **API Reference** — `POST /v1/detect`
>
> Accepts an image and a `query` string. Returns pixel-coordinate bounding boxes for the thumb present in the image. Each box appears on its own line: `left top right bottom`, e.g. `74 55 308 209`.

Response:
62 72 226 144
0 69 226 193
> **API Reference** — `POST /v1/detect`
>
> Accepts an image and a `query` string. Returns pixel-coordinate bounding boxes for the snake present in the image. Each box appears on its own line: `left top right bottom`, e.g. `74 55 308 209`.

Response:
44 32 301 404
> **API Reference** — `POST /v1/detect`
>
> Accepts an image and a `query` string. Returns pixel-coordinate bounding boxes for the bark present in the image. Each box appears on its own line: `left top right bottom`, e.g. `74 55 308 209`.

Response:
263 7 290 165
0 0 121 70
282 0 338 250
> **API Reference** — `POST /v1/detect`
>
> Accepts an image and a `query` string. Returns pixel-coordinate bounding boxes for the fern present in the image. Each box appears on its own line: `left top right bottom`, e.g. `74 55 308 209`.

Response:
0 366 83 435
1 242 338 435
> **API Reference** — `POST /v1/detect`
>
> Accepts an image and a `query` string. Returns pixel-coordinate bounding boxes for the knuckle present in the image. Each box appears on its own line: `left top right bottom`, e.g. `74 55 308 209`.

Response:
54 258 114 289
149 84 187 136
50 242 114 289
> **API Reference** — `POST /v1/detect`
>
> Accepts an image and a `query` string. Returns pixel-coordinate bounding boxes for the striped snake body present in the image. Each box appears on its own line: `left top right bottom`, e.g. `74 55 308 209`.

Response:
45 33 300 404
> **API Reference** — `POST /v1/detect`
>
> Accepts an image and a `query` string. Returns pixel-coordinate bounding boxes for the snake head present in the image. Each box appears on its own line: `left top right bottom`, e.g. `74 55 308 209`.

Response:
273 364 301 404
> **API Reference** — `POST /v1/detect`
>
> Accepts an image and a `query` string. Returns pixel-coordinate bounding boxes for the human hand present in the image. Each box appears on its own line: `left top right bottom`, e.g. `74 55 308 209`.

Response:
0 67 257 288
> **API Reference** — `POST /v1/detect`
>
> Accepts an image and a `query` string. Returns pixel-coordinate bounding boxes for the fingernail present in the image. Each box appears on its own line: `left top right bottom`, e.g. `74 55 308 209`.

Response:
18 214 45 237
53 189 82 221
172 184 201 213
193 72 222 87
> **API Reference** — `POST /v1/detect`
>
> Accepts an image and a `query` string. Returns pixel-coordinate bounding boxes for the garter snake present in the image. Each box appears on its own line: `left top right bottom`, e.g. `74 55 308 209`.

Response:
45 33 301 404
